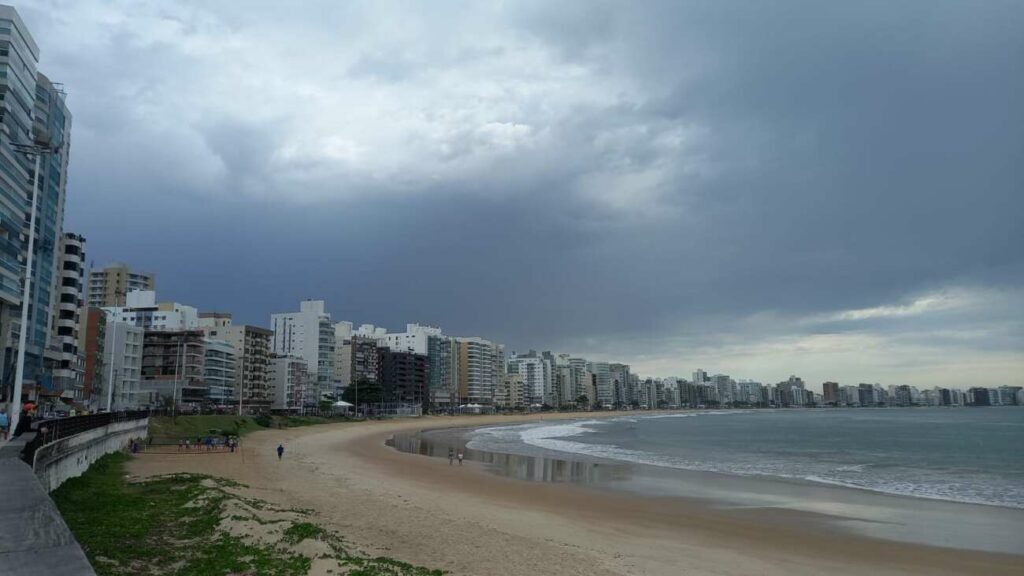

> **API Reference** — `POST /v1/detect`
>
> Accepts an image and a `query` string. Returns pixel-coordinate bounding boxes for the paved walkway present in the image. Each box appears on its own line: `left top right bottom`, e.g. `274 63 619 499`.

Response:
0 436 95 576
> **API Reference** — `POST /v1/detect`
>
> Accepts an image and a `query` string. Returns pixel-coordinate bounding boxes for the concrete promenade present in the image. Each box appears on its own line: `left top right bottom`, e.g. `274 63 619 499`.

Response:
0 436 96 576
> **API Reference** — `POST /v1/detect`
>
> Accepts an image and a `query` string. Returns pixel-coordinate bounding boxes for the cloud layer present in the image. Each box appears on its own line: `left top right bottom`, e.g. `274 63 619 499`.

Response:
21 0 1024 388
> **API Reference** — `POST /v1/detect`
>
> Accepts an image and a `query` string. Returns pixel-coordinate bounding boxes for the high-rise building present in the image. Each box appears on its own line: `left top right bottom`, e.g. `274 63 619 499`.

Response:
456 337 504 405
822 381 840 405
202 338 237 407
508 351 549 406
588 362 612 407
379 348 428 408
103 290 198 331
427 334 459 409
0 6 74 405
271 300 335 403
100 322 143 410
270 354 308 412
200 313 273 413
610 363 633 407
140 330 205 407
51 233 86 399
87 263 156 308
79 307 105 405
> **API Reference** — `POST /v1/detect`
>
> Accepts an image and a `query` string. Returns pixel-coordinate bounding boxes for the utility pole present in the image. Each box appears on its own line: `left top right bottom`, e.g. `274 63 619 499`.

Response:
7 139 57 437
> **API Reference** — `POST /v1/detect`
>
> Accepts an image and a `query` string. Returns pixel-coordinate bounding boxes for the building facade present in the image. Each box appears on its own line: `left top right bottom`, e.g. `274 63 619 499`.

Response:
50 232 86 399
202 338 237 407
379 349 429 408
103 290 198 331
271 300 335 403
140 330 205 407
0 7 74 405
270 354 308 412
87 263 155 308
100 322 143 410
457 337 504 405
200 314 273 413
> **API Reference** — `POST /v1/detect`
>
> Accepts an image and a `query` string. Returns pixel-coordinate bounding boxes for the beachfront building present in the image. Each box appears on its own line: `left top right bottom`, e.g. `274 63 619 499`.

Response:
270 354 309 412
457 336 504 405
140 330 205 408
427 334 459 409
379 348 429 408
100 322 144 410
50 233 87 400
102 290 199 331
200 313 273 413
79 308 105 406
0 7 74 404
87 262 155 308
495 372 525 409
202 338 237 407
271 300 335 404
588 362 613 407
508 351 550 406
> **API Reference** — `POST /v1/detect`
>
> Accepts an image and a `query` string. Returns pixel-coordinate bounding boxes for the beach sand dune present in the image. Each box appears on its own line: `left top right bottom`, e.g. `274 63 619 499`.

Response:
128 414 1023 576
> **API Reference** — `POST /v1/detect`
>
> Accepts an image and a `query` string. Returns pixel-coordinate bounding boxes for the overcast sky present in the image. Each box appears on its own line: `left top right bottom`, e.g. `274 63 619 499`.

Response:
19 1 1023 388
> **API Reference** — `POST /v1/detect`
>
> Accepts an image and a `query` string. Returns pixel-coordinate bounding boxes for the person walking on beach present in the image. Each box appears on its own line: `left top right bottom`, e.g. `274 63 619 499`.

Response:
457 450 464 466
277 444 284 460
448 447 455 465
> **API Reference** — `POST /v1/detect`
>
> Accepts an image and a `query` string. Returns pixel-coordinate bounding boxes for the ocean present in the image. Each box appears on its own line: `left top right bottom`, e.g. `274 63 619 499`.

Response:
390 407 1024 553
466 407 1024 509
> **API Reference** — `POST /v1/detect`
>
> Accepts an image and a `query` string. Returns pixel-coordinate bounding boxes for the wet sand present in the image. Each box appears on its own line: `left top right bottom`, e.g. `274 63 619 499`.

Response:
128 413 1024 576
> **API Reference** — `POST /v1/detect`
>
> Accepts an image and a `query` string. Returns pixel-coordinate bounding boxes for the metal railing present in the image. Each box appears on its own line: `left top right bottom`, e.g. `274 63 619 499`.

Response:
20 410 149 466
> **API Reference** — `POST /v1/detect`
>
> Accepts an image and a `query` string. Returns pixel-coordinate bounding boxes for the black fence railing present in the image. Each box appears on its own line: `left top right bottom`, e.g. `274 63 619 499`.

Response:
20 410 150 466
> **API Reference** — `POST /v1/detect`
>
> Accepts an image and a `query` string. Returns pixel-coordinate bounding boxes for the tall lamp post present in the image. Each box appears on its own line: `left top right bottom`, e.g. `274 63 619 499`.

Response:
7 139 58 438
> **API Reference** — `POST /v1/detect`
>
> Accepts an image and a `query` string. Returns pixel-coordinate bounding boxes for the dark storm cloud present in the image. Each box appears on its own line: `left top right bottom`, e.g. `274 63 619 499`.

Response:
18 0 1024 386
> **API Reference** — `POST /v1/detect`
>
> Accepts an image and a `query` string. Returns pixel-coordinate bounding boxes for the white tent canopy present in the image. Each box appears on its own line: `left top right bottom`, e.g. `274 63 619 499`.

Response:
332 400 354 407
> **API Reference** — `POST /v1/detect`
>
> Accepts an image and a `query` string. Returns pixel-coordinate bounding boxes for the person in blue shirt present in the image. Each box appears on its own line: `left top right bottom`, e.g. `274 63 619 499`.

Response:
0 411 8 440
276 444 284 460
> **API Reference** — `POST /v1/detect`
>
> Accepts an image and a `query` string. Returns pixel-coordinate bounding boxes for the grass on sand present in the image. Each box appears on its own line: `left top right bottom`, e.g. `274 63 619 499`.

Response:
148 414 353 440
52 453 443 576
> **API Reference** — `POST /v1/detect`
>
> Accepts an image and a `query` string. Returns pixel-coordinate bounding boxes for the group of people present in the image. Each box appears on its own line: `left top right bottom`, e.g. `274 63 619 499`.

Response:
448 447 465 466
177 435 239 453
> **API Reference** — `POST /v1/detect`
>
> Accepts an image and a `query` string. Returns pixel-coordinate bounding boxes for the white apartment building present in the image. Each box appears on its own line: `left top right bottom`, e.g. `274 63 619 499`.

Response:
376 323 442 355
270 354 309 412
271 300 335 403
102 290 198 331
202 338 237 407
457 336 504 405
100 322 144 410
200 314 273 412
52 233 87 399
508 353 549 406
588 362 613 407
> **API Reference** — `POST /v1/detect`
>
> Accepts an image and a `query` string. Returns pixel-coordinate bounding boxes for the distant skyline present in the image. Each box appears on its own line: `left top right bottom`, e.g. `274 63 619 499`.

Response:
19 1 1023 387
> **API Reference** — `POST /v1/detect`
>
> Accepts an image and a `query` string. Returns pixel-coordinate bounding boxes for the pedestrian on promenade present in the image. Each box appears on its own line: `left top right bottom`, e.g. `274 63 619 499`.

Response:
448 447 455 465
185 439 190 450
178 439 184 452
277 444 284 460
457 450 464 466
0 410 8 441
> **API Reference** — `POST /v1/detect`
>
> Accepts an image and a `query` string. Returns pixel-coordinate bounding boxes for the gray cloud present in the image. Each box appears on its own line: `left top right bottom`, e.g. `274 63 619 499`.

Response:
19 0 1024 387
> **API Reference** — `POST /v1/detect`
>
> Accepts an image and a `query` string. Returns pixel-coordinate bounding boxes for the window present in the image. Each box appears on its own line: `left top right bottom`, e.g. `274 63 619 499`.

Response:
61 277 78 288
60 293 75 303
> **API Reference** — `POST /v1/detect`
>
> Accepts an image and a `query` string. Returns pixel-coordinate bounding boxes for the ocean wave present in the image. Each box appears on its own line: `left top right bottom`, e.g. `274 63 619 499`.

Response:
498 416 1024 510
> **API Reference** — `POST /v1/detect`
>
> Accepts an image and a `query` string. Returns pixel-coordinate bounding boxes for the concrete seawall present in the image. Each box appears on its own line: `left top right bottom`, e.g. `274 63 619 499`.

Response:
0 438 96 576
32 417 149 493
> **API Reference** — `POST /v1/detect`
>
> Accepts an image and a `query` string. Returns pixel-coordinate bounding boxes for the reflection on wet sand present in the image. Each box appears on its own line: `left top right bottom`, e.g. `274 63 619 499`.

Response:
389 429 632 485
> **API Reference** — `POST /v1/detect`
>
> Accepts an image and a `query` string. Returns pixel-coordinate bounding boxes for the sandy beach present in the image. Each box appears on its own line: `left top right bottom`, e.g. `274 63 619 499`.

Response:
128 414 1024 576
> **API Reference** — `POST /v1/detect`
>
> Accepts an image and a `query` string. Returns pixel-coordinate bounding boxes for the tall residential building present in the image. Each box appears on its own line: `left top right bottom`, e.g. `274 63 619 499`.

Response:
100 322 143 410
270 354 308 412
140 330 205 407
588 362 613 407
79 307 105 404
0 6 74 403
379 349 429 408
822 381 840 405
610 363 633 406
200 313 273 413
51 232 86 399
376 323 441 355
508 351 550 406
103 290 198 331
456 336 504 405
427 334 459 408
202 338 237 407
271 300 335 403
87 263 155 308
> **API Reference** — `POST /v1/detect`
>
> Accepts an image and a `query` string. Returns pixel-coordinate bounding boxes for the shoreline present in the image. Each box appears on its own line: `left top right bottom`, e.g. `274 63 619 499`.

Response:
128 413 1024 576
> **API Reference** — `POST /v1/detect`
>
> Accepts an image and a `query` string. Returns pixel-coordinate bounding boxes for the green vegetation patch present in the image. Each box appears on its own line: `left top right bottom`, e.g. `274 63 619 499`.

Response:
52 453 442 576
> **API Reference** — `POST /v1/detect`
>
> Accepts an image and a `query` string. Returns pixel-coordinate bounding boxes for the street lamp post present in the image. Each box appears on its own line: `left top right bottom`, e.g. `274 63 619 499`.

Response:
7 140 57 438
